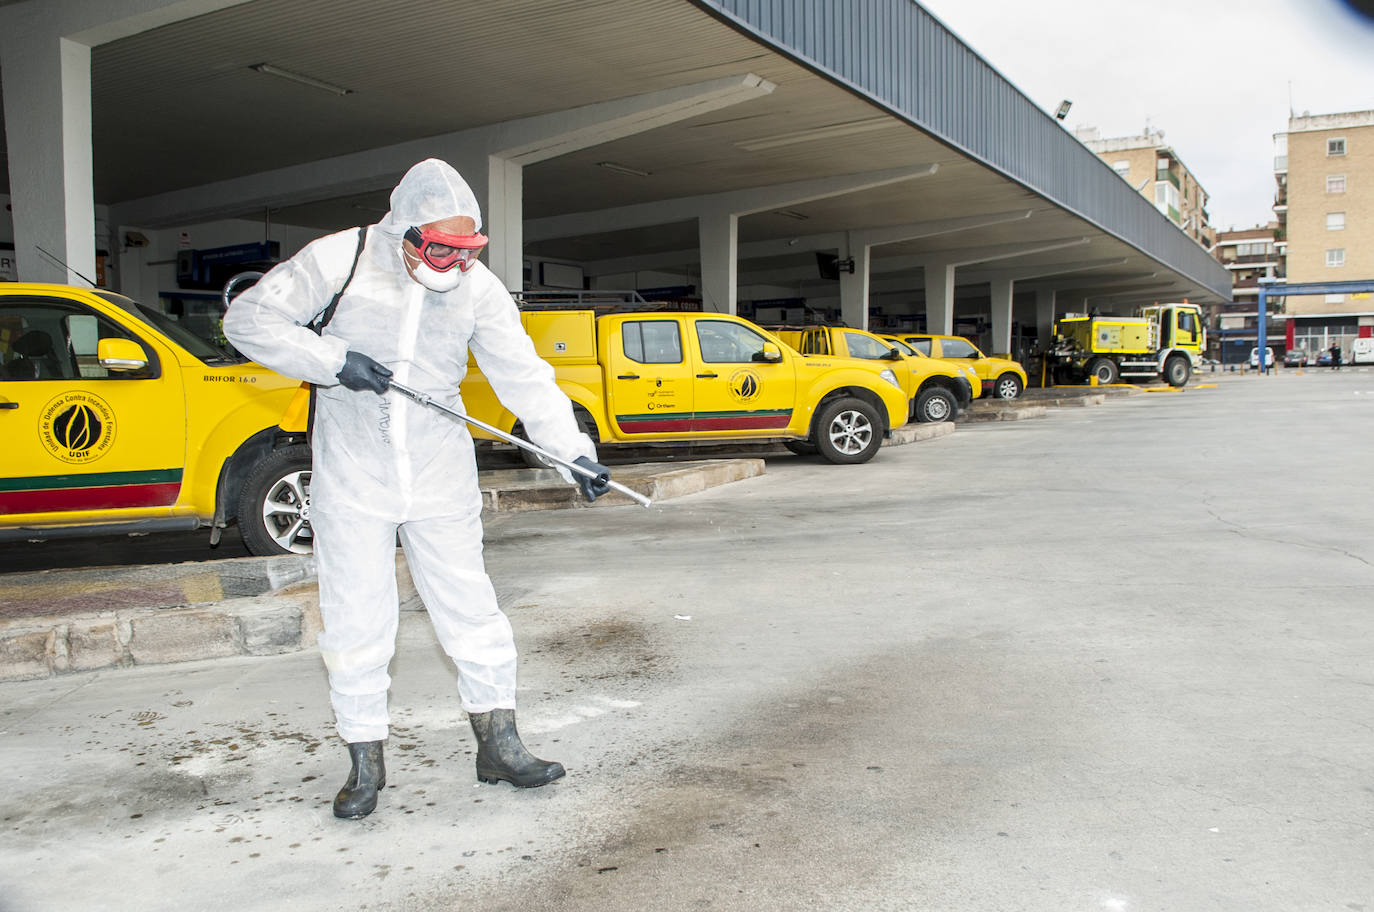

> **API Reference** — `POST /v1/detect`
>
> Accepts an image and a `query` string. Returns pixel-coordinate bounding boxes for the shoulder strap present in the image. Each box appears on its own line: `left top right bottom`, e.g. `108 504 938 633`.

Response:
310 226 368 335
305 226 367 447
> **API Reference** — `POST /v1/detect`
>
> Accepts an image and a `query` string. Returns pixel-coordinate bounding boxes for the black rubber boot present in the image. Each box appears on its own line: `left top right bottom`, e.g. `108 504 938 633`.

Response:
469 708 565 788
332 740 386 819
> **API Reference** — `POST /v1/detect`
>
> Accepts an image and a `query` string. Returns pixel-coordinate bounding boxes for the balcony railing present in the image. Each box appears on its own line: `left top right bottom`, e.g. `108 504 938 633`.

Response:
1274 155 1288 172
1168 205 1181 223
1157 168 1180 188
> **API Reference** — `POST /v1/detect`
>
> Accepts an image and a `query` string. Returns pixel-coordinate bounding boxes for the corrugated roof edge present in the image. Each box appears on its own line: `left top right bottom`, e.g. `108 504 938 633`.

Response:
688 0 1231 301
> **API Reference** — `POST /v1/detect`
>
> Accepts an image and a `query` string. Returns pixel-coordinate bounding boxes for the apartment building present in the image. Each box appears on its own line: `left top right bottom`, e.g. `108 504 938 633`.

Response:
1079 126 1216 249
1274 109 1374 356
1210 224 1283 362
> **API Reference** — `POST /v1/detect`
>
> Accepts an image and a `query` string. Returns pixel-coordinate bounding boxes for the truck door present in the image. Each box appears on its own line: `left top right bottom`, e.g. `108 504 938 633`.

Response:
0 297 187 520
1174 308 1200 350
605 317 694 436
690 319 794 434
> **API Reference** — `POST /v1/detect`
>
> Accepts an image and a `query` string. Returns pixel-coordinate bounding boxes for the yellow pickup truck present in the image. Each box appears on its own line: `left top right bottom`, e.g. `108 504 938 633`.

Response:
886 333 1027 400
460 311 909 464
771 325 977 424
1 283 311 555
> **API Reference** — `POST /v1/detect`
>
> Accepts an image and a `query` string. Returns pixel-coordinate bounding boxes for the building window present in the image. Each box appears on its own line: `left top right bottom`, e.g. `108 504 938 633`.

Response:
1154 181 1180 220
1112 160 1130 178
1327 174 1346 193
1328 137 1346 156
1327 212 1346 231
1326 249 1346 267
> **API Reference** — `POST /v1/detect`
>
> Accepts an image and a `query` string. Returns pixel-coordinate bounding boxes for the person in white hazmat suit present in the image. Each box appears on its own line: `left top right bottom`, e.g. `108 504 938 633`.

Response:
223 159 611 820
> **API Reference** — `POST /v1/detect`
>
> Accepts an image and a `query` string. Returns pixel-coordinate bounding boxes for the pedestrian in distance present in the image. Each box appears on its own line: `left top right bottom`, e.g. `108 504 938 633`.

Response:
224 158 612 820
1330 341 1343 371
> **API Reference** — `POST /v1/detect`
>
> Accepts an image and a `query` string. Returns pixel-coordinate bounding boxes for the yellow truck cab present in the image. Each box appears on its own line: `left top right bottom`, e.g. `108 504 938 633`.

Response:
459 310 909 464
771 325 976 424
1 283 311 555
886 333 1027 400
1049 303 1204 387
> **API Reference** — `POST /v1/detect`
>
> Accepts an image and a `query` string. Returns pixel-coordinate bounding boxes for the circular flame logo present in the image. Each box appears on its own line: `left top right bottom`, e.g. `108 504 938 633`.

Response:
39 392 117 464
728 369 762 403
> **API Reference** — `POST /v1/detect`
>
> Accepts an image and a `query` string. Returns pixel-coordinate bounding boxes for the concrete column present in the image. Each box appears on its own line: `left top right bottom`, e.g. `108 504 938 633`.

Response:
924 262 955 335
1035 288 1057 347
698 208 738 314
483 155 523 292
838 233 871 329
1 35 95 283
989 279 1013 354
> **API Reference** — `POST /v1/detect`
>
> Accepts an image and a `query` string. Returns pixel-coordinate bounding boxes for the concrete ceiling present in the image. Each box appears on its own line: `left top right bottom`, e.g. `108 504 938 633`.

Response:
0 0 1227 307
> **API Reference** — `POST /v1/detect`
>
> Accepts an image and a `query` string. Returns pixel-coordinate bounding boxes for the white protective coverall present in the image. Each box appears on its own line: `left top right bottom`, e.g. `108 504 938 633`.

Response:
223 159 596 743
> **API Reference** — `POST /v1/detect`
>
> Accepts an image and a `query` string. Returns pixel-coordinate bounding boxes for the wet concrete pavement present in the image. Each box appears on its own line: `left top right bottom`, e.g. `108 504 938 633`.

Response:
3 370 1373 911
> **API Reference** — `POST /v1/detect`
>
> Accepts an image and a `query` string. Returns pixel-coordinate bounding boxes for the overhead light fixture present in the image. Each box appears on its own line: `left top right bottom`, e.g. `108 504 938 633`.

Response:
597 161 651 178
1055 99 1073 120
736 118 897 152
776 209 809 221
250 63 353 96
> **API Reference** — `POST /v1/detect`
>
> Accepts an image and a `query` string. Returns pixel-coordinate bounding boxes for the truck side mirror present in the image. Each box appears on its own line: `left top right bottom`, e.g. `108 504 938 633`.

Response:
883 347 904 361
98 337 148 371
753 342 783 363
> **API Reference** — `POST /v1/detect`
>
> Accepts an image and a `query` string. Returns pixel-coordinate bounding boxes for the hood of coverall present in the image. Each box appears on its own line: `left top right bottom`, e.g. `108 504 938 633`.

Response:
376 158 484 248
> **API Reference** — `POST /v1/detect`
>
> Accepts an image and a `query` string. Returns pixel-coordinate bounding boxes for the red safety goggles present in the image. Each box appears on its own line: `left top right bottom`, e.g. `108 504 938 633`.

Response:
403 226 488 272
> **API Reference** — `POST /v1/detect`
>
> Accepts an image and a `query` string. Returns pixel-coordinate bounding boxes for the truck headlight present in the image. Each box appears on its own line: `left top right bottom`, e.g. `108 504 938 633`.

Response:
880 368 900 389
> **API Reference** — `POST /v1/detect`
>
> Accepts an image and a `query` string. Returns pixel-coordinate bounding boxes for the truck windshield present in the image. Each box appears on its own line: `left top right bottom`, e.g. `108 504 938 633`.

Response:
95 291 242 364
887 338 919 356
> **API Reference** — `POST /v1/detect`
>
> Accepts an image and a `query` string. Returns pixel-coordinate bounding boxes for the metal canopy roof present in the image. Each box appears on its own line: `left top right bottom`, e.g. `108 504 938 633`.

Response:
1 0 1230 308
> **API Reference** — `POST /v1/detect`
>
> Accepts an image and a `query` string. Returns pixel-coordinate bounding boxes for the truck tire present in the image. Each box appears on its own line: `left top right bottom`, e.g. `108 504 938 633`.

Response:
814 397 883 464
784 440 819 456
236 444 315 556
993 373 1023 400
1164 355 1191 387
1088 358 1119 385
914 386 957 423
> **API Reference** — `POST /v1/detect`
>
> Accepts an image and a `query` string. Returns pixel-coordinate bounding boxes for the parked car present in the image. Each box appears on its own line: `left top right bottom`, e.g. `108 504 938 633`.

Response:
884 333 1028 399
767 325 975 424
0 283 310 555
1283 349 1309 367
1316 349 1333 366
1350 338 1374 365
1249 346 1275 368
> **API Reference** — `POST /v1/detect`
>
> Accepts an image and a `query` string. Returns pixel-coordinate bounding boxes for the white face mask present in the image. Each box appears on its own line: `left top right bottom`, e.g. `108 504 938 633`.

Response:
399 247 464 293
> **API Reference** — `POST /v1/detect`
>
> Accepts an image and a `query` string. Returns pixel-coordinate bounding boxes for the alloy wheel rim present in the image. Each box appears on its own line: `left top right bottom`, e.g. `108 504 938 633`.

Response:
261 469 314 553
997 379 1018 399
827 410 873 455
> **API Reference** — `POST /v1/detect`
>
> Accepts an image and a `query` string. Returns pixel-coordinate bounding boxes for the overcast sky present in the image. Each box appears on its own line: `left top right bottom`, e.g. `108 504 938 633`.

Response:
915 0 1374 233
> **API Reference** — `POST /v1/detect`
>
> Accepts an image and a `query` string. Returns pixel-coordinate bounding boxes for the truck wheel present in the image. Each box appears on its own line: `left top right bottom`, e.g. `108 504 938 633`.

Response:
1088 358 1119 385
515 409 599 470
914 386 957 423
815 397 883 464
784 440 819 456
1164 355 1191 387
994 373 1023 400
236 444 314 556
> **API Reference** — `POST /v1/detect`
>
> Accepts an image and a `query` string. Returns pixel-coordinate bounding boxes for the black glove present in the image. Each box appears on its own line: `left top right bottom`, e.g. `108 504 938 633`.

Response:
573 455 612 502
336 351 393 394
